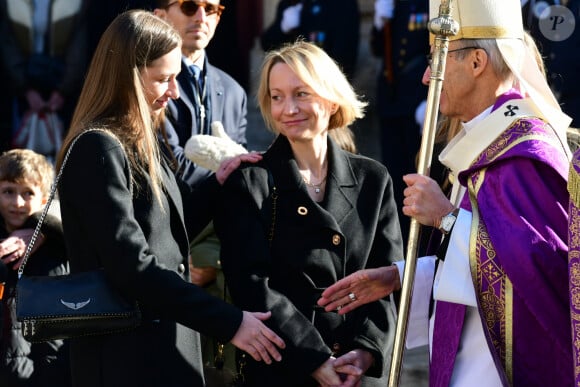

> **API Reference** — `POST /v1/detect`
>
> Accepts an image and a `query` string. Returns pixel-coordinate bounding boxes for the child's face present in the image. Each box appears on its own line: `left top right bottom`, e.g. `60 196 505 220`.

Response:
0 180 45 233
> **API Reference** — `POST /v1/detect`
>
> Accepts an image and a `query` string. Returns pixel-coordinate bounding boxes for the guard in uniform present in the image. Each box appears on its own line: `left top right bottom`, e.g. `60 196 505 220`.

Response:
371 0 429 242
261 0 360 80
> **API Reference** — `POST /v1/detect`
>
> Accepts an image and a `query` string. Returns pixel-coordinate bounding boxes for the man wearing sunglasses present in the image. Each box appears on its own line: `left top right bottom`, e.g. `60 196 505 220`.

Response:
154 0 247 189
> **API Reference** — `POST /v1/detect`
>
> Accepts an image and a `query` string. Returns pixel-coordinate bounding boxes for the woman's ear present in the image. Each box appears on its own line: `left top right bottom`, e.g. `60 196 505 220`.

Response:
330 103 339 115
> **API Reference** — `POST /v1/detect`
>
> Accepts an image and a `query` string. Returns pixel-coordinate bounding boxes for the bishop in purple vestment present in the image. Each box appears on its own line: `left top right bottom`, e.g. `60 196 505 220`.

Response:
317 0 574 385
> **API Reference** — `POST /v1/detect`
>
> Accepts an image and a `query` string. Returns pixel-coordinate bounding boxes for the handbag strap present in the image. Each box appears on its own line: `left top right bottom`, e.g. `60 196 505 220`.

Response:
266 169 277 246
17 129 133 279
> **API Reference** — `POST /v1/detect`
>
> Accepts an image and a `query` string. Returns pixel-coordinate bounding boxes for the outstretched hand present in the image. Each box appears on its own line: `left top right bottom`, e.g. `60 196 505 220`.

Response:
215 153 262 185
317 266 400 315
230 311 286 364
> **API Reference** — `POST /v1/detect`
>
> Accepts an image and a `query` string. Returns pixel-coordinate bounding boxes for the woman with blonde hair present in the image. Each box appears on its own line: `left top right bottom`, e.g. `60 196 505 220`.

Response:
214 41 403 386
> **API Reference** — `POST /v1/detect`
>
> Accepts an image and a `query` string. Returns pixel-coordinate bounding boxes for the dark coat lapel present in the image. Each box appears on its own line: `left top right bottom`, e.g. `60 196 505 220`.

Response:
264 135 356 232
159 158 189 256
324 137 357 225
207 63 224 119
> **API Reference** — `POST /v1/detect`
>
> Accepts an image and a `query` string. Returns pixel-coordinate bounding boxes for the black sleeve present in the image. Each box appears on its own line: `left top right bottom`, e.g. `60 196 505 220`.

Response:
181 174 220 239
25 213 63 242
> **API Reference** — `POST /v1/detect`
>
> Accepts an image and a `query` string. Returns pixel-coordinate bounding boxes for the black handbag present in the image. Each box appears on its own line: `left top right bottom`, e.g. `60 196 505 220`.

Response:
203 269 248 386
16 129 141 342
203 342 246 387
17 269 141 342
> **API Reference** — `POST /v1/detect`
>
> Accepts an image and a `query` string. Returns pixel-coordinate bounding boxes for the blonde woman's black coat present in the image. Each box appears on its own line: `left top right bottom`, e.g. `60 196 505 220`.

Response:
215 135 404 387
58 131 242 387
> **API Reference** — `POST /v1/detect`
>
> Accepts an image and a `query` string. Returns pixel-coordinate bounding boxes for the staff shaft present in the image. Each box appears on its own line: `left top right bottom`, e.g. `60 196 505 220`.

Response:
387 1 458 385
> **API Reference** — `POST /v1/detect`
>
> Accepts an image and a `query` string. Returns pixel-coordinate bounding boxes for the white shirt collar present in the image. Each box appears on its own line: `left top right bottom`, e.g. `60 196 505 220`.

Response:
462 105 493 133
184 51 205 70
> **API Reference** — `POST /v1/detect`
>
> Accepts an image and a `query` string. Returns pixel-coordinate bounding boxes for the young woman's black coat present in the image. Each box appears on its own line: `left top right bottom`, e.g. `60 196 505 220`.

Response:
58 131 242 387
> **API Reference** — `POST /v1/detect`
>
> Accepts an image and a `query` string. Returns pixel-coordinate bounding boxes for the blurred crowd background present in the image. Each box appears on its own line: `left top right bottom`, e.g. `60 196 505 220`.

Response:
3 1 578 385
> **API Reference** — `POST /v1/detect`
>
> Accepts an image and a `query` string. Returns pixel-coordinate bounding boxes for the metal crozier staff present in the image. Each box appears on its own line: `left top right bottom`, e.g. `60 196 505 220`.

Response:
387 1 458 385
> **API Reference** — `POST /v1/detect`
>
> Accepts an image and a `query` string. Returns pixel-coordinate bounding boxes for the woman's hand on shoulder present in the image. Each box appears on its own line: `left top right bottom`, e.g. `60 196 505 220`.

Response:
215 152 263 185
230 311 286 364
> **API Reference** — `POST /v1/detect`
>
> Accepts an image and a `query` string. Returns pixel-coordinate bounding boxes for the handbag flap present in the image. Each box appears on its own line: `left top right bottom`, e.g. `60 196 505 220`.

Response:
16 269 137 320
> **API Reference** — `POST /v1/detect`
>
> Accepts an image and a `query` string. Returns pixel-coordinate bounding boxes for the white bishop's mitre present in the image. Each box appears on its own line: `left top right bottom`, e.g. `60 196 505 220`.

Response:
428 0 571 152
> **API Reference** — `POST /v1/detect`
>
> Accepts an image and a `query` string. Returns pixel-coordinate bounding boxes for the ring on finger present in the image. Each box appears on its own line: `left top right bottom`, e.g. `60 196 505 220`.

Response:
348 292 356 302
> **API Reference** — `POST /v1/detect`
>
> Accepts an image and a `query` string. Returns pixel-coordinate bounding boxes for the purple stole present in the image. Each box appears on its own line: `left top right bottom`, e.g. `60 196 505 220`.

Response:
568 148 580 386
430 301 466 386
431 92 572 386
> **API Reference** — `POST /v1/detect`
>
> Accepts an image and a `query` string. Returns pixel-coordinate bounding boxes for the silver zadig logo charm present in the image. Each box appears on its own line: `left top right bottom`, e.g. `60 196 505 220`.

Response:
61 299 91 310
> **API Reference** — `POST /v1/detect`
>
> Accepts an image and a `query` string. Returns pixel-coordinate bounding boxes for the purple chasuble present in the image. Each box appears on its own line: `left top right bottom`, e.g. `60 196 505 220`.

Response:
456 93 571 385
429 92 520 386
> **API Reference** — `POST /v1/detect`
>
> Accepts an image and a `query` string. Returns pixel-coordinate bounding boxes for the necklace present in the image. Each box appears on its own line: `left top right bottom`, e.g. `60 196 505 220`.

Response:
302 174 327 194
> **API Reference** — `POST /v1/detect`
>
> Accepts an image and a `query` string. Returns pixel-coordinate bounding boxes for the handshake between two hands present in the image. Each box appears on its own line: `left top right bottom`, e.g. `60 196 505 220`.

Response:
313 348 374 387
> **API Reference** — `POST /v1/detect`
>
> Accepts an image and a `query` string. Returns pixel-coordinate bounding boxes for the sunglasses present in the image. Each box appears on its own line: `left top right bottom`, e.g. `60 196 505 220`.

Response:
165 0 225 17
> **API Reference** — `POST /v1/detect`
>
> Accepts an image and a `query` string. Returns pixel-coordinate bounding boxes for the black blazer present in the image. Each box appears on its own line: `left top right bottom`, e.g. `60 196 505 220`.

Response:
58 131 242 387
215 136 403 386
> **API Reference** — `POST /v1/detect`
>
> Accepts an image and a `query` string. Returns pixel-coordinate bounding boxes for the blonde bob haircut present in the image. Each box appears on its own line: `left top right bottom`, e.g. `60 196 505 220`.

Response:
257 41 367 136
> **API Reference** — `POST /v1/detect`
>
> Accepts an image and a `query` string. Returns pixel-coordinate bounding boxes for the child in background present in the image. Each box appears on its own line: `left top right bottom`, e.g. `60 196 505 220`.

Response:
0 149 70 387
